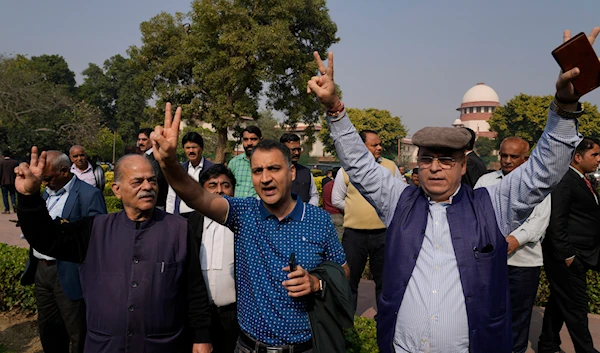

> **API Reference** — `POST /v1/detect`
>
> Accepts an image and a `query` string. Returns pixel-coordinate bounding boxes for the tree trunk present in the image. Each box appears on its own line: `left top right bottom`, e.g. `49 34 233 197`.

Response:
215 127 228 164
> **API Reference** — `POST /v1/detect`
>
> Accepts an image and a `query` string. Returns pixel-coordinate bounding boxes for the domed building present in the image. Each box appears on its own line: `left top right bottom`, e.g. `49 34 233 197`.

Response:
455 83 500 138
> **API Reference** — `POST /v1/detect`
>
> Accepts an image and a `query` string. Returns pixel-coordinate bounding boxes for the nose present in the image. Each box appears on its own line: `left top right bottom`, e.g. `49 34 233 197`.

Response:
261 170 273 184
429 158 443 172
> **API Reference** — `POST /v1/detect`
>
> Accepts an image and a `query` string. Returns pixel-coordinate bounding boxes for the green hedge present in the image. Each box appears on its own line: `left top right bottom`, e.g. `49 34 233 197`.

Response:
0 244 36 314
345 316 378 353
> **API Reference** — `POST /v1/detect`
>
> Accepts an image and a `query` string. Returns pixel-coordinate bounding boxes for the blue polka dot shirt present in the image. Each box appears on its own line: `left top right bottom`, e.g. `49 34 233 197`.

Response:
224 195 346 345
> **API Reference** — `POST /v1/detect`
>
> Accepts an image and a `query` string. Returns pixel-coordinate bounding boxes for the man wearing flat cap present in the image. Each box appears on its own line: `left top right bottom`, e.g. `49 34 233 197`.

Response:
308 27 598 353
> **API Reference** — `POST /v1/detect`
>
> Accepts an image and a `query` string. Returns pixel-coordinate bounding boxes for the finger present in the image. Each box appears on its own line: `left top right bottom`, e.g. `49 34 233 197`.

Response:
327 51 334 79
307 80 323 96
17 162 34 178
588 26 600 45
164 102 172 131
152 132 169 151
30 146 38 168
563 29 572 43
313 51 326 75
172 107 182 133
559 67 580 83
38 151 47 172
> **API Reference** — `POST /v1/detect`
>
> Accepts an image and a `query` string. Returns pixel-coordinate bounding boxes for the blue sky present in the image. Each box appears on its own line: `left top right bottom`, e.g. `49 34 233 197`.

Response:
2 0 600 135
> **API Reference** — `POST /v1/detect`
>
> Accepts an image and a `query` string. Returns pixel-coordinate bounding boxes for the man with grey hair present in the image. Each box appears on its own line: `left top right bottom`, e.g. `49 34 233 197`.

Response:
69 145 106 191
20 150 107 353
308 25 596 352
16 151 212 353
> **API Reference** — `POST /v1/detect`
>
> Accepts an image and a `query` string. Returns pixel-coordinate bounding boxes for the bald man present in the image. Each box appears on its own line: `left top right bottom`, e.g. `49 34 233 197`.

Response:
475 137 551 353
17 151 212 353
69 145 105 191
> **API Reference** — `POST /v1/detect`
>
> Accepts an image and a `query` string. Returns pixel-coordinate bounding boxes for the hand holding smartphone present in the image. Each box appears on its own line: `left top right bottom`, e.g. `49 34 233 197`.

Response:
288 252 297 272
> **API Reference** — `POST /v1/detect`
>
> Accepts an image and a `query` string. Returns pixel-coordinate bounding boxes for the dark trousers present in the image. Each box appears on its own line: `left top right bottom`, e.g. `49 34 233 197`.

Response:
1 184 16 211
342 227 386 311
35 260 86 353
210 304 240 353
539 254 598 353
508 265 541 353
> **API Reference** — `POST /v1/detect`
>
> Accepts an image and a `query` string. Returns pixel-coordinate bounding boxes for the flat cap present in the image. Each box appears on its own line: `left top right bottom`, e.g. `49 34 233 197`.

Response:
412 127 471 150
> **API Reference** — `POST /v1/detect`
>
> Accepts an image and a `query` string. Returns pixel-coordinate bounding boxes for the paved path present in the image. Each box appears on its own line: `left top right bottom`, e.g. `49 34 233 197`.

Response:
2 212 600 352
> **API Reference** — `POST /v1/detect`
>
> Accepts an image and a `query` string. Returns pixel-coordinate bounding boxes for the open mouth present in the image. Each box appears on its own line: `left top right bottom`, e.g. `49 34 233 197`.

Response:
262 187 277 196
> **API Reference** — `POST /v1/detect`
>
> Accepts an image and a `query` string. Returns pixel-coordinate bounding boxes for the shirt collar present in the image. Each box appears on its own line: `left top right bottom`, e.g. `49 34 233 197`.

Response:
47 175 75 196
259 194 305 221
71 161 92 173
189 157 204 170
570 165 585 178
427 184 462 205
145 148 153 155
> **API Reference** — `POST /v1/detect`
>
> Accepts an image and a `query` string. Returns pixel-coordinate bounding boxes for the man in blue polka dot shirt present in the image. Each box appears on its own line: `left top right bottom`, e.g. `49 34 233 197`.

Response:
151 104 349 353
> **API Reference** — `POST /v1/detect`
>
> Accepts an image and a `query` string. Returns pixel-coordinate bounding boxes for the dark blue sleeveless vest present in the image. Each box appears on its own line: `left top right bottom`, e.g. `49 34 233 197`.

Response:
377 185 511 353
79 210 188 353
292 163 312 203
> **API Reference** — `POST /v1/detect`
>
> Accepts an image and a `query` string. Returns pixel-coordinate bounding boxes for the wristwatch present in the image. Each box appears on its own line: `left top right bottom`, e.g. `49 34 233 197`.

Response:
550 99 584 119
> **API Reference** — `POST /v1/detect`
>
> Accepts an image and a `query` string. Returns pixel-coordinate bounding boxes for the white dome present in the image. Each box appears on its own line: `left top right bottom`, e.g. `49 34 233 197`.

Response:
452 118 463 126
461 83 499 104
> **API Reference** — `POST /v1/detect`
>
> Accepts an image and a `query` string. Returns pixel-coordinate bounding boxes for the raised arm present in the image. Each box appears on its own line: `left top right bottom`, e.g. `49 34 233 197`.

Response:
150 103 229 224
308 52 406 225
487 27 599 235
15 147 93 263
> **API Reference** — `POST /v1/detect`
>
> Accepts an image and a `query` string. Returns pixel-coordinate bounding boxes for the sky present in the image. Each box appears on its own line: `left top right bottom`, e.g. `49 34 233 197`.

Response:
2 0 600 135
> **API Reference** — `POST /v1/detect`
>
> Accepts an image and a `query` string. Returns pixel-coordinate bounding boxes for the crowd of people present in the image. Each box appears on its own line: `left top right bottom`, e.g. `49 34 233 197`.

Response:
5 27 600 353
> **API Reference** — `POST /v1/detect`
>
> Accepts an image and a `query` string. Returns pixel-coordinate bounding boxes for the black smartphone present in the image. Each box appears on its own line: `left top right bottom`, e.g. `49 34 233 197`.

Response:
288 252 296 272
552 32 600 96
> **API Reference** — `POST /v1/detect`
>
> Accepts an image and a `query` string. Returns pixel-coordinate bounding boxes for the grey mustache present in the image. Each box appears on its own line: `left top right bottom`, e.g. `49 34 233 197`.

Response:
137 190 156 199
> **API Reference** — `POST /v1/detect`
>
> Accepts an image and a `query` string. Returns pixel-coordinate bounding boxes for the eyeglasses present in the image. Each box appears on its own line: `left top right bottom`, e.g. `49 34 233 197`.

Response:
418 156 457 170
71 154 85 158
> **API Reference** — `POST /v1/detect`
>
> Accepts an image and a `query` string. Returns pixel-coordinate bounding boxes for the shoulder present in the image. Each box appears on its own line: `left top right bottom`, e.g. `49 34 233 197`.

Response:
224 195 259 212
303 203 332 221
476 171 501 187
203 159 214 168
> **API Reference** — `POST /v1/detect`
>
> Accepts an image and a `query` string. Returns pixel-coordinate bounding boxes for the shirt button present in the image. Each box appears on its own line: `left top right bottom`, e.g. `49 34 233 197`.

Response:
435 245 440 249
432 290 437 294
131 282 138 288
435 266 439 270
133 257 139 264
128 306 135 312
435 221 439 225
430 315 435 320
127 330 133 337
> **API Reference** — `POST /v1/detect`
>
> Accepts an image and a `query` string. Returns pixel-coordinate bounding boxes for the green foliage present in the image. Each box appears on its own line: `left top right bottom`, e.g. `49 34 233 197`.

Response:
129 0 339 162
0 55 103 156
87 127 125 163
344 316 379 353
105 196 123 214
489 94 600 146
25 54 77 94
310 169 323 177
79 54 150 146
319 108 407 156
0 244 36 314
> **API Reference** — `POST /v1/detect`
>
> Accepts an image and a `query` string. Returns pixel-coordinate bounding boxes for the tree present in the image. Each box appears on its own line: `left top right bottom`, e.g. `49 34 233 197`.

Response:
79 55 150 145
319 108 407 156
26 54 77 94
129 0 339 163
489 93 600 146
474 136 497 167
0 55 103 156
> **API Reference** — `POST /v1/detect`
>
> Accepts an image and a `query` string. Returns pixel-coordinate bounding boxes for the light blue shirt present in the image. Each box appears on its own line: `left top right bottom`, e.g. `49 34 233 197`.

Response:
328 109 581 352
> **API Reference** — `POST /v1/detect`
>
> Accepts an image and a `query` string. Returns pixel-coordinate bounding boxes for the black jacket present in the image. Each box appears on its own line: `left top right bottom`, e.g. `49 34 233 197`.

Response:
308 261 354 353
543 168 600 266
461 151 487 188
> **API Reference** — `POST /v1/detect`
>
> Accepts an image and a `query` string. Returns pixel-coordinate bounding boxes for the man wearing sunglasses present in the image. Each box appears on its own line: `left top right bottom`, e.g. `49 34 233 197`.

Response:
308 26 596 353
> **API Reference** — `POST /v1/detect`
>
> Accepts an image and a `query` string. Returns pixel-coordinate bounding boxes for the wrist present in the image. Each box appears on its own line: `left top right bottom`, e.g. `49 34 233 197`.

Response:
554 93 580 111
309 275 321 293
327 98 343 113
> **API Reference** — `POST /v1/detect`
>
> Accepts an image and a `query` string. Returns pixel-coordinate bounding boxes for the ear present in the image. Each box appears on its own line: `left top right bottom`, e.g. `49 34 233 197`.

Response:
111 182 122 200
290 163 296 182
460 158 467 176
574 153 583 164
